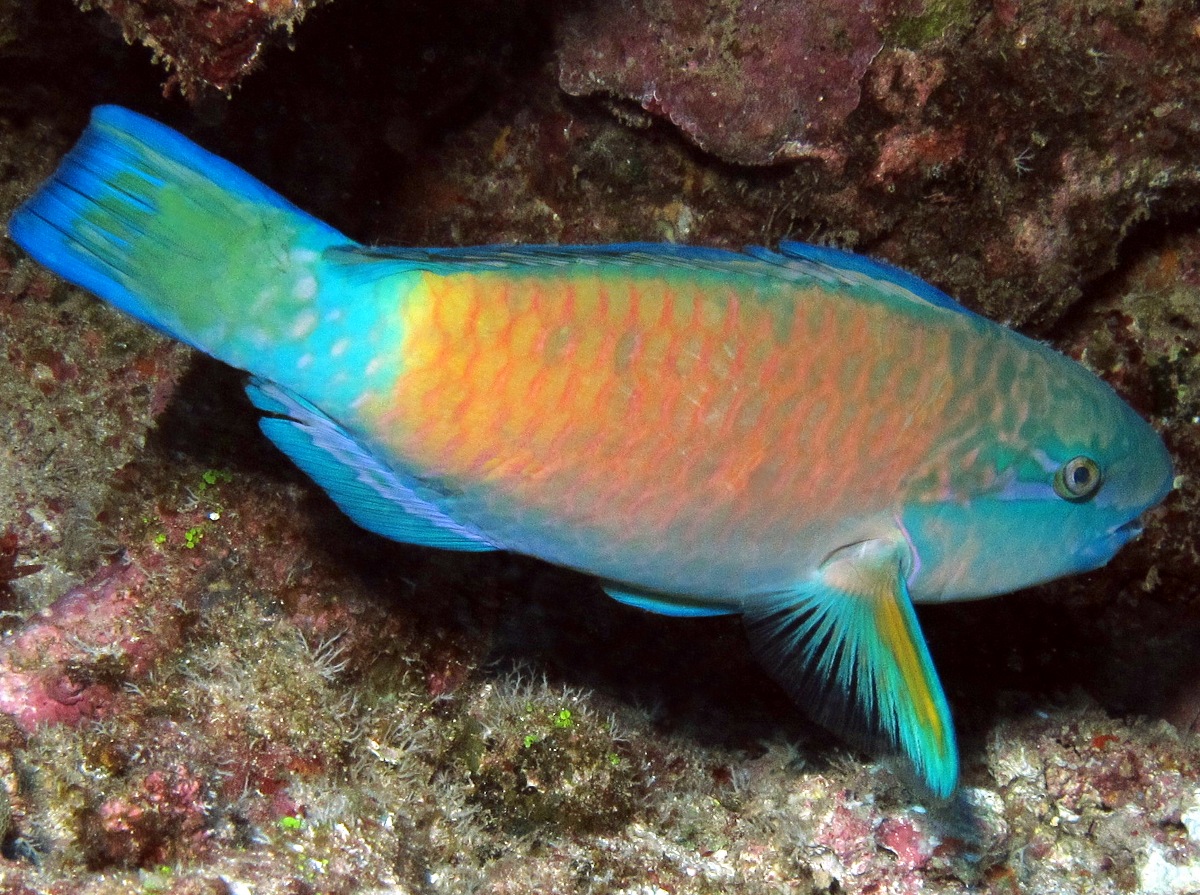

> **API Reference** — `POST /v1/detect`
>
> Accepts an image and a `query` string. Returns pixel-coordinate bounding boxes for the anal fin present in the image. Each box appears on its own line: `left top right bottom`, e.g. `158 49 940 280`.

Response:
247 378 497 552
743 539 957 797
602 582 739 618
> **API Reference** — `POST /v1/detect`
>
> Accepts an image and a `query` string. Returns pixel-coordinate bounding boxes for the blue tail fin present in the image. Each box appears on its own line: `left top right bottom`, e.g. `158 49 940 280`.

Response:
6 106 352 374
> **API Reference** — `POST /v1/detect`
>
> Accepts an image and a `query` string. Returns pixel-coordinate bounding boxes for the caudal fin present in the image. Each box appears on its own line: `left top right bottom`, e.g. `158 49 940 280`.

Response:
7 106 351 375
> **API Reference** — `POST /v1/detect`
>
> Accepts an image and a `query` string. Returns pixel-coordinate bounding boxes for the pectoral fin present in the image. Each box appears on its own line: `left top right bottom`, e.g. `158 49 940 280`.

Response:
743 539 957 797
247 378 497 552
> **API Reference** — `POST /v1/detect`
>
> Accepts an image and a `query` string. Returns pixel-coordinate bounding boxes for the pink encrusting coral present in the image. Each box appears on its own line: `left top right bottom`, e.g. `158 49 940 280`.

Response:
92 764 211 866
0 561 168 732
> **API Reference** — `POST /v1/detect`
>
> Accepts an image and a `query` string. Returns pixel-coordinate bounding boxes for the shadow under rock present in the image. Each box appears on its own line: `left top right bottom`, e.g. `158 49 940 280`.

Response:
322 514 829 755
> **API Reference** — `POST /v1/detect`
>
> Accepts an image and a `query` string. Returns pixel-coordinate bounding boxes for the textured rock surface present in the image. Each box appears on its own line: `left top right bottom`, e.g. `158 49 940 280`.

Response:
557 0 886 166
63 0 1200 328
85 0 327 96
555 0 1200 330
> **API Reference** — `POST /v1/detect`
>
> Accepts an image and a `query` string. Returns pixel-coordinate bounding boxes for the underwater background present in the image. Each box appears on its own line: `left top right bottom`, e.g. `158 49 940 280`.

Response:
1 0 1199 891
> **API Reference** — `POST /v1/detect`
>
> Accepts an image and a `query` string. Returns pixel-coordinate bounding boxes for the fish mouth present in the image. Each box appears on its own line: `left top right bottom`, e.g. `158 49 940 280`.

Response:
1072 514 1148 574
1102 513 1149 558
1110 517 1144 540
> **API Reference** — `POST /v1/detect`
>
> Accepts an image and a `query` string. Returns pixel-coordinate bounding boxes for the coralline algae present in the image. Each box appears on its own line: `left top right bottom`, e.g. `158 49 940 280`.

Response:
557 0 885 166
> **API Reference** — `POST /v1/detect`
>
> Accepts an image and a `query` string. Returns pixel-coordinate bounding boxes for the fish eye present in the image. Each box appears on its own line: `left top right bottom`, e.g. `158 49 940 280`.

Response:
1053 456 1102 502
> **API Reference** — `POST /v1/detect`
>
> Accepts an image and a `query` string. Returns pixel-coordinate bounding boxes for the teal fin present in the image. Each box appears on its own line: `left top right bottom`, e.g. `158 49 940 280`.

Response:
247 378 497 552
602 583 739 618
7 106 348 362
743 539 958 798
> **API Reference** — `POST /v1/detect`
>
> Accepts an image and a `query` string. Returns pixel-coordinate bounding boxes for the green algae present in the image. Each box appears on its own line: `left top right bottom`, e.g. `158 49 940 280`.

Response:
885 0 981 49
438 678 653 839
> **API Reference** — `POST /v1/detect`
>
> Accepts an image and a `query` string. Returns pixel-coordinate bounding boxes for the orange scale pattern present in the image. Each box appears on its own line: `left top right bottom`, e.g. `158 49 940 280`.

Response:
371 265 989 563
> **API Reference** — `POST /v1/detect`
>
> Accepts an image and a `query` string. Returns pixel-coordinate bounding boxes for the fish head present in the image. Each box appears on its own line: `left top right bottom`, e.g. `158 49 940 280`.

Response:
901 344 1174 603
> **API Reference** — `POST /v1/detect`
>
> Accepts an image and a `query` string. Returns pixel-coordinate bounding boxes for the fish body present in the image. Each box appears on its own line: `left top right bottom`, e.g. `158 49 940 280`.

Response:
7 107 1174 798
354 253 1161 605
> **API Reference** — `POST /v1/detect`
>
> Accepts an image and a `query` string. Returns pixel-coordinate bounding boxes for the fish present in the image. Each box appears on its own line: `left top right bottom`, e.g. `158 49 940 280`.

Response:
6 105 1174 798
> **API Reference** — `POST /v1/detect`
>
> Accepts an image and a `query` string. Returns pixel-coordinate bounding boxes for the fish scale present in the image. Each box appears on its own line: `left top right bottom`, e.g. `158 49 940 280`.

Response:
379 265 973 578
7 106 1174 798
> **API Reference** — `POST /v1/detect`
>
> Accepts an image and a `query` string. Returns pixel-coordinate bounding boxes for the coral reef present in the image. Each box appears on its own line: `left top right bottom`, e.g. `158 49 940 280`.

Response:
556 0 1200 332
0 0 1198 892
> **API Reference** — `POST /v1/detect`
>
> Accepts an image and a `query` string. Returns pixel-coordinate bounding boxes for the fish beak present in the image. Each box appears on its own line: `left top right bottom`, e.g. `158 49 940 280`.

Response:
1108 516 1143 542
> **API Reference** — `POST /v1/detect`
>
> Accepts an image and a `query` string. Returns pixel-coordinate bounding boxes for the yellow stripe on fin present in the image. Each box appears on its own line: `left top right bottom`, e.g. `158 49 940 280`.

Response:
743 539 958 798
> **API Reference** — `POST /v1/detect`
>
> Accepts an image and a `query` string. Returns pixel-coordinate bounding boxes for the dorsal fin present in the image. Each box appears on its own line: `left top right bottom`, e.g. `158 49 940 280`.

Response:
325 240 978 320
771 241 978 318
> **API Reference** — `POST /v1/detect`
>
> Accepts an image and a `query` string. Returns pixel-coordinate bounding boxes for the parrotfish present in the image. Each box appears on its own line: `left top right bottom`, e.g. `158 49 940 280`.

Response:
8 106 1173 797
